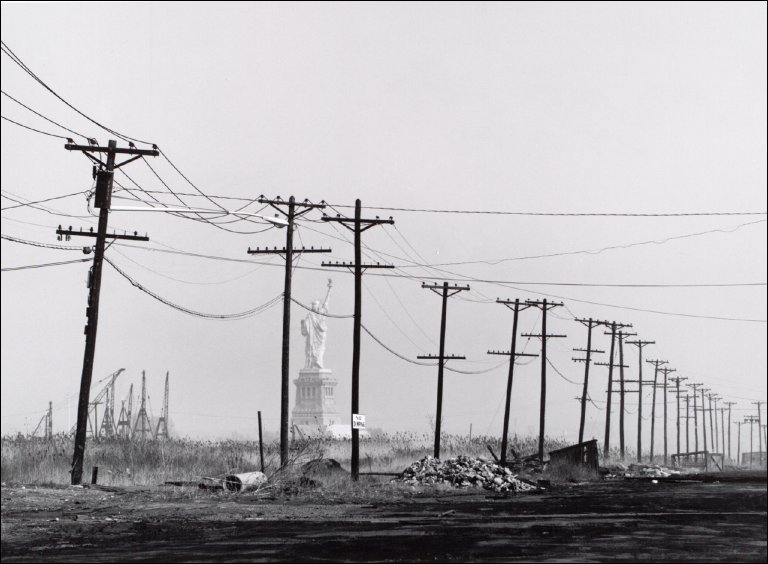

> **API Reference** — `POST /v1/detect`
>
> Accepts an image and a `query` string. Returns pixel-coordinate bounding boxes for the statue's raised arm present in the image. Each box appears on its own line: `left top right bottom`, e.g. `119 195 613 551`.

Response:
322 278 332 313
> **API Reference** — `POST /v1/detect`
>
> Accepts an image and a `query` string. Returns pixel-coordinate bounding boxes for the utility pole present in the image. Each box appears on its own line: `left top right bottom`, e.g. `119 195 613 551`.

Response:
322 200 394 480
572 318 605 444
489 299 538 465
669 376 687 456
688 383 703 452
645 359 667 462
724 401 736 462
417 282 470 460
657 367 675 465
155 371 169 440
595 321 632 459
616 331 636 460
743 415 759 468
699 387 710 454
753 401 764 464
248 196 330 469
706 393 718 453
682 394 692 453
736 421 742 466
521 300 566 463
626 339 654 462
719 407 726 461
63 140 157 484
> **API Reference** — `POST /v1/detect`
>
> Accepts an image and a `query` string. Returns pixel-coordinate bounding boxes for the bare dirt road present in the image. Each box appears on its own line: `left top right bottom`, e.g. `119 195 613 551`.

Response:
2 477 766 562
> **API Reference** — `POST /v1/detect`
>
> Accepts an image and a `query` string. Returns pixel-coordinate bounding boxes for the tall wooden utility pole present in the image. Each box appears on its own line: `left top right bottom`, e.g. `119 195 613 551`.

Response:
248 196 330 469
613 331 636 460
489 298 538 465
719 408 726 461
736 420 743 465
595 321 632 459
418 282 470 459
753 401 764 463
706 393 718 453
62 140 157 484
743 415 759 468
573 319 605 444
521 300 566 463
699 387 710 454
322 200 394 480
645 359 667 462
724 401 736 461
688 383 703 452
669 376 687 457
626 339 654 462
657 367 675 465
683 394 692 453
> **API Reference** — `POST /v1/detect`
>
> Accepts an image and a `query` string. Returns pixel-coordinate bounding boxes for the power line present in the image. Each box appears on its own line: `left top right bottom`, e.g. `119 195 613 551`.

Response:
104 256 283 320
1 41 153 146
1 114 70 139
1 89 89 140
323 203 767 217
0 189 88 211
394 219 767 268
1 233 84 251
2 257 91 271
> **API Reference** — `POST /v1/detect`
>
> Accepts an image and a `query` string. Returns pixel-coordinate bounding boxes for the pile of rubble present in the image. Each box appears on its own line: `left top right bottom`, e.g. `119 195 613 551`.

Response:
602 463 682 479
398 456 538 493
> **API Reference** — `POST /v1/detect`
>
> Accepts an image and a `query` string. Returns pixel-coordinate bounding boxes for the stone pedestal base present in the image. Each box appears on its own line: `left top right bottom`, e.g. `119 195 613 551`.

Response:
292 368 340 434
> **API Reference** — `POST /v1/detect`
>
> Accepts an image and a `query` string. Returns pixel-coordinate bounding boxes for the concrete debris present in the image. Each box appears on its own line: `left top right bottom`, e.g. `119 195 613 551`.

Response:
397 456 539 493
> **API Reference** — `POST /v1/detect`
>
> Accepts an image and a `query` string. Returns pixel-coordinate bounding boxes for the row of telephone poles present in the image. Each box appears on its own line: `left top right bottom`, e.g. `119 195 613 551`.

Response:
58 140 765 483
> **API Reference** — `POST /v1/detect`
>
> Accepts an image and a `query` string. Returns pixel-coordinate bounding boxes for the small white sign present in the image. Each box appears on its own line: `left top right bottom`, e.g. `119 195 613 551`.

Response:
352 414 366 429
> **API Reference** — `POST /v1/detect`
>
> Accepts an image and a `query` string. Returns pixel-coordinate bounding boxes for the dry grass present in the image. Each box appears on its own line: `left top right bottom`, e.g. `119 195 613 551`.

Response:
2 432 577 488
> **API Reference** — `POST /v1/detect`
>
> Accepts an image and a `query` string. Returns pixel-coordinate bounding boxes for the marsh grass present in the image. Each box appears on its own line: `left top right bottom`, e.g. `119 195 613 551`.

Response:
2 432 581 488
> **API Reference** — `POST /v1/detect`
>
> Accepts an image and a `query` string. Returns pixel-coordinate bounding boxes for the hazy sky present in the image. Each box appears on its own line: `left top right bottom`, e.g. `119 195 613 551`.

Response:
2 2 766 450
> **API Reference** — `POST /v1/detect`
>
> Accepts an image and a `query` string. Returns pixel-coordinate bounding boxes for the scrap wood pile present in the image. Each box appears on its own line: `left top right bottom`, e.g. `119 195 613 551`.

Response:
397 455 538 493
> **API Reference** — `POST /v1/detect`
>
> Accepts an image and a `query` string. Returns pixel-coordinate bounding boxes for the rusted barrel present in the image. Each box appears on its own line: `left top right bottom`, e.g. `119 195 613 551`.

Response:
223 471 267 492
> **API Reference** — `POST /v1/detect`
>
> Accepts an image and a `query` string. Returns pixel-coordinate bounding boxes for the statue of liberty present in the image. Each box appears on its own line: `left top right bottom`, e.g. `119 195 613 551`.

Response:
301 279 332 369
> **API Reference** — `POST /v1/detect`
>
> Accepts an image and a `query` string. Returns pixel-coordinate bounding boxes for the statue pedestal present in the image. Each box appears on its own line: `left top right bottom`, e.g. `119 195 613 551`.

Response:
292 368 339 434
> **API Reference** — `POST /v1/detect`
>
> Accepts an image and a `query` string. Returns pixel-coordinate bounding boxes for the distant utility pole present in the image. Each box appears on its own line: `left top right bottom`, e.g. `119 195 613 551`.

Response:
699 387 710 454
688 383 703 452
743 415 759 468
248 195 330 469
572 319 605 444
521 300 566 463
669 375 687 457
595 321 632 459
625 338 654 462
488 299 538 465
682 394 693 453
657 367 675 465
62 139 157 484
670 376 688 454
645 359 667 462
322 200 394 481
706 394 718 453
417 282 470 460
736 420 743 466
753 401 764 463
719 407 726 461
724 401 736 462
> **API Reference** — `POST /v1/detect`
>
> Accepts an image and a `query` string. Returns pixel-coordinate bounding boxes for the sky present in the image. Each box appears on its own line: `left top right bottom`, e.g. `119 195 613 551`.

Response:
1 2 766 453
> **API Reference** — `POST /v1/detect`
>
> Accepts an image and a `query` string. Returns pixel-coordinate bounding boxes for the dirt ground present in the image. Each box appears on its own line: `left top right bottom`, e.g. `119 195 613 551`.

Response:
2 474 766 562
